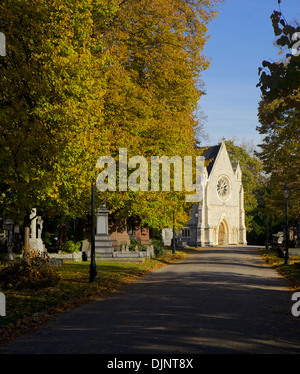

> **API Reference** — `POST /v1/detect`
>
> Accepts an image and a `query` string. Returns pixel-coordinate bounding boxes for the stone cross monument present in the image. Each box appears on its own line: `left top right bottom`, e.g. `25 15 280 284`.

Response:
29 208 46 253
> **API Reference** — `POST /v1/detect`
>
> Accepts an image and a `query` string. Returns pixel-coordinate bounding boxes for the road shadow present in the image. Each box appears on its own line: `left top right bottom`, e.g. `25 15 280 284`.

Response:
1 245 300 354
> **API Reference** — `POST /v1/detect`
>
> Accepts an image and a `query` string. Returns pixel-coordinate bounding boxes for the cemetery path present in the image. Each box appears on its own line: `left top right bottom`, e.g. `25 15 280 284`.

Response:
1 245 300 354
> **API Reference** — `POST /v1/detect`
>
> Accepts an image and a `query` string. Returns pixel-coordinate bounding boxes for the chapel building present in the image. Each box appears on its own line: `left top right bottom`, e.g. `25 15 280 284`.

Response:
179 142 247 247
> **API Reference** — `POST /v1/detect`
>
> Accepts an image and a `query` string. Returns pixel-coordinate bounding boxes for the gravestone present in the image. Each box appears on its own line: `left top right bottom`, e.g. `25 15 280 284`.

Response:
81 239 91 260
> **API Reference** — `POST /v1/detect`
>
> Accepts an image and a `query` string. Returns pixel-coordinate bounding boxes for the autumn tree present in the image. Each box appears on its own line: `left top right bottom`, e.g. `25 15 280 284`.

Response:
0 0 222 233
256 8 300 220
0 0 112 223
94 0 221 229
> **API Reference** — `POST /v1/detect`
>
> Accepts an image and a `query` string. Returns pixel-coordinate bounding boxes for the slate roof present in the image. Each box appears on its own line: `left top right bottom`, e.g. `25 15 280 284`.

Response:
199 144 221 176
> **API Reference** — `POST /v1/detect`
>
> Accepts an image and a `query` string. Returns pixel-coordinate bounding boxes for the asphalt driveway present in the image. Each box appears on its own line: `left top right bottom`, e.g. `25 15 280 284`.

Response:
0 245 300 354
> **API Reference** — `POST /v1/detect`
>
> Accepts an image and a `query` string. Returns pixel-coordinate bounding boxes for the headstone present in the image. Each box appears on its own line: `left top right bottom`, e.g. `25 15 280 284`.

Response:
82 239 91 260
121 243 129 252
50 258 63 267
95 203 113 258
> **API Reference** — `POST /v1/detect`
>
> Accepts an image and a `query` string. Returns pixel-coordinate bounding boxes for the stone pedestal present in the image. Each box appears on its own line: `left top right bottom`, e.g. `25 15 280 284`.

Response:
95 205 113 258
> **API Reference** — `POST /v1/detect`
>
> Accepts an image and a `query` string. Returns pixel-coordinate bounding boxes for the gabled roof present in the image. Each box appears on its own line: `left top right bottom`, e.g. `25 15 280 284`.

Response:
199 144 221 176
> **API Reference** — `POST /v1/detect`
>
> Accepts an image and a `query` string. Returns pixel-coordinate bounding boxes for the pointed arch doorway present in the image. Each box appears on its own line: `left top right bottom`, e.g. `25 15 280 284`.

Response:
218 220 228 245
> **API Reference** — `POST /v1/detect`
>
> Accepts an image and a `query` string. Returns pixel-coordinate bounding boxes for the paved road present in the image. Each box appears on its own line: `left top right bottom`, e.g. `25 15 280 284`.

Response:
1 246 300 354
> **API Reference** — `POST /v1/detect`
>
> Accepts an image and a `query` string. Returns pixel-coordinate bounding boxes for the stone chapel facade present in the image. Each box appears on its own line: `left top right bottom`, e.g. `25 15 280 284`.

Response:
179 142 247 247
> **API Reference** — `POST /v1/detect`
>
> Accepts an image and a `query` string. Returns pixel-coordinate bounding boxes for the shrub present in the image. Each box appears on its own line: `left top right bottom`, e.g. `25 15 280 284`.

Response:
151 238 164 257
61 240 81 253
129 238 146 251
0 248 61 290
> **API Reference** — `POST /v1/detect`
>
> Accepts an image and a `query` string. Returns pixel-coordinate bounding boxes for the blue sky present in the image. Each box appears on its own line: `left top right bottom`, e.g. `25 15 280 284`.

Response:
198 0 300 148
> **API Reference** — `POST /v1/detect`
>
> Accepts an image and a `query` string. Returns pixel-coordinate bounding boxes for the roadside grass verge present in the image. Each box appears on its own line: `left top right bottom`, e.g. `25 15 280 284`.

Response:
0 248 196 345
259 248 300 290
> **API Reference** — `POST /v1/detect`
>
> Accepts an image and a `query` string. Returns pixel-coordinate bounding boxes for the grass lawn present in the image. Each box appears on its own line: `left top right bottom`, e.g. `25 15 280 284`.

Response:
0 248 196 345
259 247 300 290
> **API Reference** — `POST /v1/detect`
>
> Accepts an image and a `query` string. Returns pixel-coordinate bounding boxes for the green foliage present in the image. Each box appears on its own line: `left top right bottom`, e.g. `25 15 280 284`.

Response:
129 238 146 252
0 0 112 221
256 10 300 220
0 249 60 290
61 240 82 254
151 238 164 257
